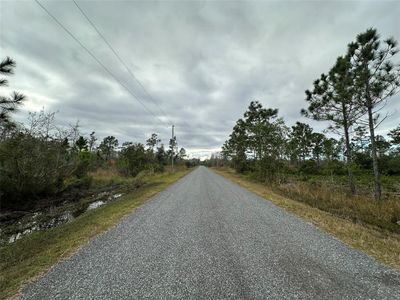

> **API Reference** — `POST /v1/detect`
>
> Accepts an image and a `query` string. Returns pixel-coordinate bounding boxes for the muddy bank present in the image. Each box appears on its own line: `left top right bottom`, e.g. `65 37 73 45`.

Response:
0 187 131 245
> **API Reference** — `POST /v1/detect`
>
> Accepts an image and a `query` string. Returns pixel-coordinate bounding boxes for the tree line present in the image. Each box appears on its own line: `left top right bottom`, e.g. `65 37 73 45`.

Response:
0 57 191 211
220 28 400 200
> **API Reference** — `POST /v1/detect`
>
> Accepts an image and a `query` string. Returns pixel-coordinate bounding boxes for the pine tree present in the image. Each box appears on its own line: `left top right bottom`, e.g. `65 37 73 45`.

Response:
303 55 361 195
348 28 400 200
0 57 26 126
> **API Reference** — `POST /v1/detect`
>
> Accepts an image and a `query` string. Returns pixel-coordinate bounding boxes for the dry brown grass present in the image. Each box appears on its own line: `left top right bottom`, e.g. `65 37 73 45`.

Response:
276 180 400 233
213 167 400 271
89 167 120 180
89 168 119 176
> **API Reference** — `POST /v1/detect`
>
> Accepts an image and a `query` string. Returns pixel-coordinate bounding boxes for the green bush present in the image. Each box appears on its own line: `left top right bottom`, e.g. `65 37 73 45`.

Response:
0 133 89 209
118 142 164 177
73 151 91 178
379 155 400 175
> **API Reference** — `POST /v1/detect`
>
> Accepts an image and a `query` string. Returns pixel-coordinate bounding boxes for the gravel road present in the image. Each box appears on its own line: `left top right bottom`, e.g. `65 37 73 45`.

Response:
22 166 400 299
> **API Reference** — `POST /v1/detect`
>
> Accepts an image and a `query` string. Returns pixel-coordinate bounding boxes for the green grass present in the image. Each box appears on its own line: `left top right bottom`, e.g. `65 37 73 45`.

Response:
0 169 190 300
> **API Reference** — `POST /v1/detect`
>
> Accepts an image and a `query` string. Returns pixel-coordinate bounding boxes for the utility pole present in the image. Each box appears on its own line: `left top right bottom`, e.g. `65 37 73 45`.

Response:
171 124 175 172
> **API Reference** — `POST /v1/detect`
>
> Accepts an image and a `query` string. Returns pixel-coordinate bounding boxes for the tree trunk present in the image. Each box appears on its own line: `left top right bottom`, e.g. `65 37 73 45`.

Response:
367 103 382 200
344 125 356 195
342 104 356 195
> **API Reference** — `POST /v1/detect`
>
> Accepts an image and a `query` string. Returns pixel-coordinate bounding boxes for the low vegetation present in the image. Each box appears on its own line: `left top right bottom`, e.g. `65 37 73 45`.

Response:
273 175 400 232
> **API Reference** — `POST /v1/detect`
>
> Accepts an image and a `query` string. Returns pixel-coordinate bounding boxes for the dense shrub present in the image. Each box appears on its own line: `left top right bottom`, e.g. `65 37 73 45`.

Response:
73 151 91 178
118 142 165 177
0 133 75 209
118 143 147 177
379 155 400 176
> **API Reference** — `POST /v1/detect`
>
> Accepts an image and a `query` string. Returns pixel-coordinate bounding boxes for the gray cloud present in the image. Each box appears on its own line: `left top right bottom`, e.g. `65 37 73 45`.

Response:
1 0 400 159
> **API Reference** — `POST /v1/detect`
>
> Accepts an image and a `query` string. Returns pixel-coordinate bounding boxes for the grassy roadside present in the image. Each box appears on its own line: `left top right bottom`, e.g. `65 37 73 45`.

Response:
0 169 191 300
212 167 400 271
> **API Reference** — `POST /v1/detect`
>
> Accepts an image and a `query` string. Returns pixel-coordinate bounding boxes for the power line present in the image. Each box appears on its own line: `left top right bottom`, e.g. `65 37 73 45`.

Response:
72 0 173 125
35 0 168 128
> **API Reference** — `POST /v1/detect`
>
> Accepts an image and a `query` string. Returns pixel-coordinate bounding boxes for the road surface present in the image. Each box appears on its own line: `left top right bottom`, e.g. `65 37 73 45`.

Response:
22 166 400 299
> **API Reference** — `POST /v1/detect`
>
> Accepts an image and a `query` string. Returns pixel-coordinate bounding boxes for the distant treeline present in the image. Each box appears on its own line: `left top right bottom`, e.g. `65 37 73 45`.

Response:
211 28 400 200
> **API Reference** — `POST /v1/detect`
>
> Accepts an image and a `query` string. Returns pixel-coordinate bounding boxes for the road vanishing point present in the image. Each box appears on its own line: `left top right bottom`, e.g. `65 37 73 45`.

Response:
22 166 400 299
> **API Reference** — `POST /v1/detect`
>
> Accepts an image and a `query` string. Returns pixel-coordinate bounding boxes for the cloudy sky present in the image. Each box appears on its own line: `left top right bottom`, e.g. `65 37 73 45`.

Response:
1 0 399 159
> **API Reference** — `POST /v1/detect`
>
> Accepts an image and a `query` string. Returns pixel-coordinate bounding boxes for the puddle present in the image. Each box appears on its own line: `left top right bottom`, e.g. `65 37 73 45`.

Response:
86 200 105 211
113 193 123 199
86 193 123 211
6 211 74 244
8 232 22 243
2 191 125 244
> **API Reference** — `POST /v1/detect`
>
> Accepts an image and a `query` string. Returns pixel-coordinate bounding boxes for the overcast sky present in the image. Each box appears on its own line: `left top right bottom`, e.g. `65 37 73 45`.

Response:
1 0 399 159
